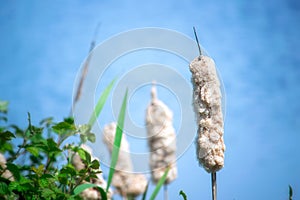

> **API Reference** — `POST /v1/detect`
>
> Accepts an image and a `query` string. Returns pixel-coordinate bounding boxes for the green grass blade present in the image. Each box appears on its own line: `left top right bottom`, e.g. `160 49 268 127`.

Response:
106 89 128 192
179 190 188 200
141 182 149 200
289 185 293 200
73 183 107 200
88 78 117 127
149 167 170 200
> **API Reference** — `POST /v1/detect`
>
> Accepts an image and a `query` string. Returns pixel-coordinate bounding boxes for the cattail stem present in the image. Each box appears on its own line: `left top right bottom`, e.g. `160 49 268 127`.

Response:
70 23 101 116
164 184 168 200
193 26 202 57
211 172 217 200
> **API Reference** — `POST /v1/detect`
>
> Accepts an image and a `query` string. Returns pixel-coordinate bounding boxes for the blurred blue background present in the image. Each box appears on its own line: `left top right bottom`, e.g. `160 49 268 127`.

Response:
1 0 299 199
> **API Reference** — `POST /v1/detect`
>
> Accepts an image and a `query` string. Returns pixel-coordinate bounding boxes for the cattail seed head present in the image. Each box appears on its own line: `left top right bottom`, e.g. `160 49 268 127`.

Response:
146 83 177 184
103 122 147 197
189 55 225 173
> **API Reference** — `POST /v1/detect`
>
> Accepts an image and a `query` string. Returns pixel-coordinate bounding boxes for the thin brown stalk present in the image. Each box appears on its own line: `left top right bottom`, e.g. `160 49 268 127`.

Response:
193 26 202 57
211 172 217 200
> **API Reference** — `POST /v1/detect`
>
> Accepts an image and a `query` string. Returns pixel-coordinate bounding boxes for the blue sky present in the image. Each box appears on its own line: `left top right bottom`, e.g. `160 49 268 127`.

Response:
1 0 300 199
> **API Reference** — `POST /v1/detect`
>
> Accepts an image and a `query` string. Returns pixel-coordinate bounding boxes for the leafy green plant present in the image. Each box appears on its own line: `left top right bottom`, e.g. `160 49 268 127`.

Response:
0 111 100 199
0 82 184 199
0 80 117 199
73 89 128 199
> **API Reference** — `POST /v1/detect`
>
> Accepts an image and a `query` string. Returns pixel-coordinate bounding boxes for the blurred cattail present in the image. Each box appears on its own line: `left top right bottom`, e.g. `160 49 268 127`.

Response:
189 55 225 173
0 153 14 181
71 144 113 200
145 83 177 184
102 122 147 197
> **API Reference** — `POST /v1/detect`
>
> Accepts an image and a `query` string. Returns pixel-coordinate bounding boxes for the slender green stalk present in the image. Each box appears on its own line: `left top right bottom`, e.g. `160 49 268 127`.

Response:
149 167 170 200
106 89 128 192
88 78 117 127
141 182 149 200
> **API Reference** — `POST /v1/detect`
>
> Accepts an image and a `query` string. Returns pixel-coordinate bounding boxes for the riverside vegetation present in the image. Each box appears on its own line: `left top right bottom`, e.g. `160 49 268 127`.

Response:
0 83 175 200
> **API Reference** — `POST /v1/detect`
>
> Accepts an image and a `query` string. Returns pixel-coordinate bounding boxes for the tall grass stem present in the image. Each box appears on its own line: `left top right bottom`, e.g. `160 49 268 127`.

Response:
211 172 217 200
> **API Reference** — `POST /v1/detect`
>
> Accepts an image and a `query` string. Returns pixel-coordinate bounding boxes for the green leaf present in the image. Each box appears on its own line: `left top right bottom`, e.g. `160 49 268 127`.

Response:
10 125 24 137
77 148 86 161
26 146 39 157
39 117 54 126
73 183 107 200
141 182 149 200
58 173 68 185
0 116 7 122
88 78 117 127
0 101 9 113
6 163 20 181
39 178 49 187
106 89 128 192
64 117 74 124
41 188 56 199
179 190 188 200
53 121 76 134
39 175 52 187
80 134 88 143
149 167 170 200
90 160 100 169
8 181 19 191
41 173 54 179
78 124 91 134
87 132 96 143
0 131 15 141
289 185 293 200
31 165 44 177
77 148 91 164
46 138 61 153
0 182 9 195
60 165 77 177
12 176 33 192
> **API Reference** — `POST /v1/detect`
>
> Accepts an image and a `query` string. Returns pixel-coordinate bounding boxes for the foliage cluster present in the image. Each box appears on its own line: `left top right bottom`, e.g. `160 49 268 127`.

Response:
0 100 102 199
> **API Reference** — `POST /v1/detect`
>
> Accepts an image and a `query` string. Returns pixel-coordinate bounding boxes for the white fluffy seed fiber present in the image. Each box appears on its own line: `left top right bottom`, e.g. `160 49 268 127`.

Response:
102 123 147 197
145 84 177 184
189 55 225 173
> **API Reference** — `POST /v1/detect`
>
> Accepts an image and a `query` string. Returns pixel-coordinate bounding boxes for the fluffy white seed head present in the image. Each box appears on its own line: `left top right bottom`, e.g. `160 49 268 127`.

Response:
190 55 225 173
145 83 177 184
102 122 147 197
